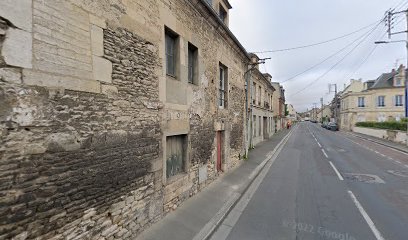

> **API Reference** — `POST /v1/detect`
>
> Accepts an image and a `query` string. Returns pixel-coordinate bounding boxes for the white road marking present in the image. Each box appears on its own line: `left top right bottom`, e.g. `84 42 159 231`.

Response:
348 191 385 240
346 132 408 156
329 161 344 181
317 142 322 148
321 149 329 158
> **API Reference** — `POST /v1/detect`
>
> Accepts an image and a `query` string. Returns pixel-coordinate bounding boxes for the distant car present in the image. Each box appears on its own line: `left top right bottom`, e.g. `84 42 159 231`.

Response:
327 122 338 131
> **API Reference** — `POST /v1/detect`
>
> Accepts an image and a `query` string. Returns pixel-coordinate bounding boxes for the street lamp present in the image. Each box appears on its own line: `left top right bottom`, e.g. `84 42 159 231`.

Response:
375 40 408 146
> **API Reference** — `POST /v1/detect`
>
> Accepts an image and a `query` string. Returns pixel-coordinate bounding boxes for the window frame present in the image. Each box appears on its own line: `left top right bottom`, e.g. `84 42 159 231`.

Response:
165 27 178 78
188 42 198 85
219 4 227 23
219 63 228 108
395 95 403 106
358 97 365 108
377 96 385 107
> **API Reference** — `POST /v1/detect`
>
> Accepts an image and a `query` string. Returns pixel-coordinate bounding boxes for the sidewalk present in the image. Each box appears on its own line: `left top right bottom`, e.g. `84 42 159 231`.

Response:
137 128 291 240
345 131 408 154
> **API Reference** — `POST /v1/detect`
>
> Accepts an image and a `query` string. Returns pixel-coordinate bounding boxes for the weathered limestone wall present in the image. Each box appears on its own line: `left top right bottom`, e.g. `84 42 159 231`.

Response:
1 0 164 239
155 0 248 212
0 0 248 239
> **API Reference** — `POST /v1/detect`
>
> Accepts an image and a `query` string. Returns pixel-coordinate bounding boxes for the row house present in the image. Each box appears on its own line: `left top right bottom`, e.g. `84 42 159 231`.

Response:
286 104 298 121
272 82 286 130
340 65 406 131
0 0 254 239
247 54 275 147
317 105 332 123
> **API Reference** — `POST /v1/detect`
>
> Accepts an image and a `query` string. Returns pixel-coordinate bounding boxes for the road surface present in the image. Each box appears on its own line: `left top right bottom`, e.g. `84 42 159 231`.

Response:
211 122 408 240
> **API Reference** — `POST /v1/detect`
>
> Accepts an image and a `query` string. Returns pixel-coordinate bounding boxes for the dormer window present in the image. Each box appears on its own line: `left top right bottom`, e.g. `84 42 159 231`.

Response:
395 78 402 86
219 4 227 23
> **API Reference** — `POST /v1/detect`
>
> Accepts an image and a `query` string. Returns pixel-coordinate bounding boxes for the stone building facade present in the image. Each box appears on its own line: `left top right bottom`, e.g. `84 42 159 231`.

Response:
271 82 286 131
0 0 249 239
248 54 275 147
340 66 406 130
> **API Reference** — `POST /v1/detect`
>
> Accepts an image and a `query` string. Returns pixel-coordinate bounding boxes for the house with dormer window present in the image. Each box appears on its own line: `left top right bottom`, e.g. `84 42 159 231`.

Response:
340 65 406 130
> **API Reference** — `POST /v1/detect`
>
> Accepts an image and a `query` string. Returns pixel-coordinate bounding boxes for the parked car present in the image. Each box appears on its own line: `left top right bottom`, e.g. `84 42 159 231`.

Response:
321 122 328 128
327 122 339 131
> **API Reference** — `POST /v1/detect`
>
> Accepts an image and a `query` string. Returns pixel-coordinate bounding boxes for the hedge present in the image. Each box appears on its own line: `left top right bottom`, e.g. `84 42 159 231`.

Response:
355 121 407 131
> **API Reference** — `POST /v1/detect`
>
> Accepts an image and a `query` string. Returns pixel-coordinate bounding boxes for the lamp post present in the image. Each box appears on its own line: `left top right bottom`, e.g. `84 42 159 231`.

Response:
375 40 408 146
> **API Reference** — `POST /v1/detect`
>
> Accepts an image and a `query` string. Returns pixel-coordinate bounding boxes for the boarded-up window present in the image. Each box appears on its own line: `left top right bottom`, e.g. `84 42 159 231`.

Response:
166 135 186 178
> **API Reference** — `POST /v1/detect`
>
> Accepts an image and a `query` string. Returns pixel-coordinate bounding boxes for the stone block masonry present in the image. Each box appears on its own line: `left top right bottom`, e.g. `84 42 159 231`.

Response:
0 0 250 239
1 12 163 239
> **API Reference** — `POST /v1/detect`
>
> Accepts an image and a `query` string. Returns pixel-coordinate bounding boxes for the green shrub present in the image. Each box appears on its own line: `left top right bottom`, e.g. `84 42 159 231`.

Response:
355 121 407 131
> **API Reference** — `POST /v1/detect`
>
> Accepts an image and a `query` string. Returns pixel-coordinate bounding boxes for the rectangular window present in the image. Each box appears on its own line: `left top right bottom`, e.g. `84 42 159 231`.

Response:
165 27 178 77
166 135 187 179
259 116 262 136
219 63 228 108
188 43 198 84
395 78 402 86
395 95 403 106
358 97 365 107
253 115 256 136
377 96 385 107
219 4 227 22
252 83 256 104
258 86 261 105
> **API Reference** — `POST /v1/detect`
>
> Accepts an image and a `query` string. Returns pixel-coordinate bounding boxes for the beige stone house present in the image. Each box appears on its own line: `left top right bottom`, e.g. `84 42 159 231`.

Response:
247 54 275 147
286 104 297 121
340 65 406 130
271 82 286 130
317 105 332 123
0 0 251 239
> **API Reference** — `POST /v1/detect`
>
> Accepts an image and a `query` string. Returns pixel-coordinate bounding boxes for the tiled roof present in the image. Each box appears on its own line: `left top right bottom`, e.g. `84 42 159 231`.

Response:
369 72 396 89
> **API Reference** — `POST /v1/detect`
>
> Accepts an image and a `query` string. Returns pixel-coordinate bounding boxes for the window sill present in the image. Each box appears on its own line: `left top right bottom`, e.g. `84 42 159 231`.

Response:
188 81 198 86
166 74 178 80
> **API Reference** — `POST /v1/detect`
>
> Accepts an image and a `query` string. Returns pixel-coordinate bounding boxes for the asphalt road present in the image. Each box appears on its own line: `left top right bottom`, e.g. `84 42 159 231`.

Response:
211 122 408 240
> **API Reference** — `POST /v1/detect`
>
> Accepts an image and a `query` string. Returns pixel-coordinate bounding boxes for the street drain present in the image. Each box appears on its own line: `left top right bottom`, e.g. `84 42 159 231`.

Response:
387 170 408 178
343 173 385 184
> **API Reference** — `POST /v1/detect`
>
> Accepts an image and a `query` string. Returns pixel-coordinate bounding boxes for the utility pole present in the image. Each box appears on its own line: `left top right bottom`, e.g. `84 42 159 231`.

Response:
320 97 324 123
313 103 318 121
329 84 338 123
379 8 408 146
245 56 271 153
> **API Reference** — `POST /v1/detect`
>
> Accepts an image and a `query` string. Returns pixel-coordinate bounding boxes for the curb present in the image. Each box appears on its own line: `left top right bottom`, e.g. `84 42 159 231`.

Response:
345 132 408 154
192 125 297 240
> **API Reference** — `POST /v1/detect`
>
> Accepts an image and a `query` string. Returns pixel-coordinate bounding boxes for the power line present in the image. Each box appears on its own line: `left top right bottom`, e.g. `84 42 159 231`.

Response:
392 0 408 11
280 20 384 83
344 12 406 80
251 21 379 54
338 25 387 81
288 20 383 97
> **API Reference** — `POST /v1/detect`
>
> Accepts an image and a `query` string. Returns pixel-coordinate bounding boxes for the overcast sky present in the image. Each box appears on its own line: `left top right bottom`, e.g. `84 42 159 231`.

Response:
229 0 407 112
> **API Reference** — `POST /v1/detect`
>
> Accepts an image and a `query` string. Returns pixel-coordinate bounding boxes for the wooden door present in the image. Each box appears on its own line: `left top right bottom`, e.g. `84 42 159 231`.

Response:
216 131 223 172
